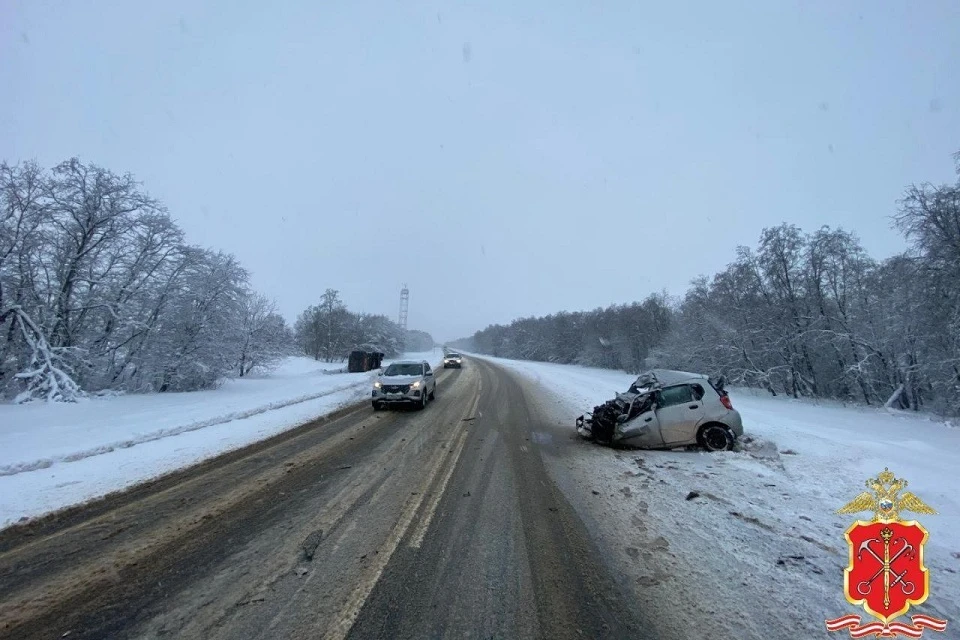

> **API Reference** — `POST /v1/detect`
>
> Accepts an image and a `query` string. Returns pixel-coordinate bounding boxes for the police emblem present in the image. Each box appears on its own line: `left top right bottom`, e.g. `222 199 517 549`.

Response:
826 469 948 638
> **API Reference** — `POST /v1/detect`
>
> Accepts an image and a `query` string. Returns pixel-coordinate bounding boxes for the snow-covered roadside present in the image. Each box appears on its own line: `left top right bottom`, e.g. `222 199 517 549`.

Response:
486 356 960 639
0 350 441 528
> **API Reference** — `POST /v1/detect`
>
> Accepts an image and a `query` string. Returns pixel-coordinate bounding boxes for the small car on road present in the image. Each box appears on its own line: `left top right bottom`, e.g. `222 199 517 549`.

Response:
443 353 463 368
372 360 436 410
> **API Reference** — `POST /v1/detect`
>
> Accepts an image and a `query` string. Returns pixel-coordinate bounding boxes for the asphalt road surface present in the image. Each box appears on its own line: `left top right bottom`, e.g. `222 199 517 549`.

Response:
0 358 652 639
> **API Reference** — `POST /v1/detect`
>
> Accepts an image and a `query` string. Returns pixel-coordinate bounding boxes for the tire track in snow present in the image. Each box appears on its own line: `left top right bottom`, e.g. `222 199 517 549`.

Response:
0 379 374 477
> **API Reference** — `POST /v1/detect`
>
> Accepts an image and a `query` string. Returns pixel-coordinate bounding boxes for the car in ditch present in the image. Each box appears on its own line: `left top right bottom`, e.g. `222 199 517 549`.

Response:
575 369 743 451
443 352 463 368
372 360 436 410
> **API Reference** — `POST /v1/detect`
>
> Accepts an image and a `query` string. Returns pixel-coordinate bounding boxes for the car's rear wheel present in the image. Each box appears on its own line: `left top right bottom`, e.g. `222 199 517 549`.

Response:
697 423 734 451
429 385 435 400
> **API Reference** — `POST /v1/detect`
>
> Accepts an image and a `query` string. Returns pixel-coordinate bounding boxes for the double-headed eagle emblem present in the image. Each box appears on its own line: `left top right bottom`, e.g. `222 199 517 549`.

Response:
836 468 937 522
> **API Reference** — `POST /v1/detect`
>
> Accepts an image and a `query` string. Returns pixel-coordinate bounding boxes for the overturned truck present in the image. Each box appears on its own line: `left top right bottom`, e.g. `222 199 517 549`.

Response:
575 369 743 451
348 349 385 373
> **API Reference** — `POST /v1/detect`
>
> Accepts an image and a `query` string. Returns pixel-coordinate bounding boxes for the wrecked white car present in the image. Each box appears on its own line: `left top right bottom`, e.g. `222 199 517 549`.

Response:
575 369 743 451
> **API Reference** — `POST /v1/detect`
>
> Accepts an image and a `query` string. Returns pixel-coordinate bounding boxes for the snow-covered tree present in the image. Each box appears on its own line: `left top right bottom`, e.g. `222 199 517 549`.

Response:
294 293 432 361
1 158 281 400
236 294 291 377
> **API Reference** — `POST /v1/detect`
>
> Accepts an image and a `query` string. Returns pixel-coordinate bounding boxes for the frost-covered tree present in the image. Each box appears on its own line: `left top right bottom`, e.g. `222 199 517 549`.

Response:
294 297 432 361
348 313 403 357
457 294 671 373
0 158 281 400
236 294 291 377
294 289 354 362
148 249 248 391
890 156 960 414
403 329 435 352
1 161 50 398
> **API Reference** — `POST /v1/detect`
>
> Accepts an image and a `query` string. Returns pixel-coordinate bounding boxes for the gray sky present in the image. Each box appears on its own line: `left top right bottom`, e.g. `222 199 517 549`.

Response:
3 1 959 342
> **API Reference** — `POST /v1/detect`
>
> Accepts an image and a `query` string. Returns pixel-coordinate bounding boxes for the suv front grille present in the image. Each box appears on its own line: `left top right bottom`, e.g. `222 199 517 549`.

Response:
383 384 410 393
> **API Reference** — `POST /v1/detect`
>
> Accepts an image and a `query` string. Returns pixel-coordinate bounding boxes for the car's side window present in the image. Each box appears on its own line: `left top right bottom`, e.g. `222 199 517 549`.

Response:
424 364 431 375
658 385 695 408
690 384 705 401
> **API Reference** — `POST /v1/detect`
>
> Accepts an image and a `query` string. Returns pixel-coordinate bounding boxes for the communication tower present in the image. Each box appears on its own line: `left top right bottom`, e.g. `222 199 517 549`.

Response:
398 284 409 331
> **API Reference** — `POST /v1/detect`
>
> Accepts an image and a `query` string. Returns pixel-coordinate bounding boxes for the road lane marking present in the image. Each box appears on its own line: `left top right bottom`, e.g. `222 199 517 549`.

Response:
320 376 482 640
407 375 483 549
261 433 424 633
320 427 463 640
407 428 468 549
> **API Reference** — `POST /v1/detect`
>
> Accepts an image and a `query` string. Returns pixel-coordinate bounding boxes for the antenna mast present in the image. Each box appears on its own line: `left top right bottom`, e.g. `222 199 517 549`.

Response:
398 284 409 331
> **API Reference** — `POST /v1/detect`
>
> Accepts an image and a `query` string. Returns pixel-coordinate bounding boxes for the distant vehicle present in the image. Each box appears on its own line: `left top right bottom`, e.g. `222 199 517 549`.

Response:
575 369 743 451
372 360 436 410
348 349 384 373
443 353 463 368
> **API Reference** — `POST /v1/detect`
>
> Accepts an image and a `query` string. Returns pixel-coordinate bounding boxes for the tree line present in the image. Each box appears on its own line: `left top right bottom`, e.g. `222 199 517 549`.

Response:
454 154 960 416
1 159 292 402
293 289 434 362
1 160 437 403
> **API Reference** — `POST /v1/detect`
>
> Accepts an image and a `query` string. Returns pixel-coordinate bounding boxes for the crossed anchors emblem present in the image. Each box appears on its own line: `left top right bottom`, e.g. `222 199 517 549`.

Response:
854 526 916 608
826 469 948 638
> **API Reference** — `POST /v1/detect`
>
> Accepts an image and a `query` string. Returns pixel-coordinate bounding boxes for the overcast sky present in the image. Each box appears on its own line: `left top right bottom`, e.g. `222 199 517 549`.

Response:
3 1 958 342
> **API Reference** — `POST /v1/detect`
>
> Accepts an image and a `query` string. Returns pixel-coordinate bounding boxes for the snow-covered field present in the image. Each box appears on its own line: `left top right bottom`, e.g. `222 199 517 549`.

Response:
0 350 441 528
487 356 960 639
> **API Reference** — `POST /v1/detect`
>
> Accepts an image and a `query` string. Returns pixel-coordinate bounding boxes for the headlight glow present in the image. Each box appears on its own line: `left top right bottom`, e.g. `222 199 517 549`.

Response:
374 381 382 388
410 380 421 389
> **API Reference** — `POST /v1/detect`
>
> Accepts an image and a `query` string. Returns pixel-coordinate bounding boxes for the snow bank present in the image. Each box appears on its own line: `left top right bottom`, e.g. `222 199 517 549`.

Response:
0 351 440 528
484 356 960 639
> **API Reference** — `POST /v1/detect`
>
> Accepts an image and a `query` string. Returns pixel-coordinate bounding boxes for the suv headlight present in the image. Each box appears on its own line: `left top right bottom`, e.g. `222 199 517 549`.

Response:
410 380 421 389
373 381 382 388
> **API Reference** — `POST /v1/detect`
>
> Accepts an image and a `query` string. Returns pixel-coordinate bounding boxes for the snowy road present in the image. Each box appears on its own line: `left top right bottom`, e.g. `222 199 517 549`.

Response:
2 355 957 640
0 352 438 526
0 359 649 639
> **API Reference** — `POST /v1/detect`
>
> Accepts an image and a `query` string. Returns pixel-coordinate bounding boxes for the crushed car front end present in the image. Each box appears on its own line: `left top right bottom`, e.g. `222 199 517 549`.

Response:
576 390 651 445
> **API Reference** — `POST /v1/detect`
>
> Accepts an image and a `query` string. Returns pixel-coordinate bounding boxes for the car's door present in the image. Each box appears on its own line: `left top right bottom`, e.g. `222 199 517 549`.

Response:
655 384 706 445
424 363 435 393
617 407 663 447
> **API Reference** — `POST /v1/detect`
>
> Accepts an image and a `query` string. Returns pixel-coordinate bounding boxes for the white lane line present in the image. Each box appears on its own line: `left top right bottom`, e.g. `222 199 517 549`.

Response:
320 376 483 640
320 425 463 640
262 433 418 633
407 428 468 549
407 374 482 549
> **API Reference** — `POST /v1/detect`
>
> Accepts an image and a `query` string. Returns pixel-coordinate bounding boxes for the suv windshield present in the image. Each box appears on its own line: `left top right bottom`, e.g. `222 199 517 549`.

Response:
384 363 423 376
446 353 460 358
